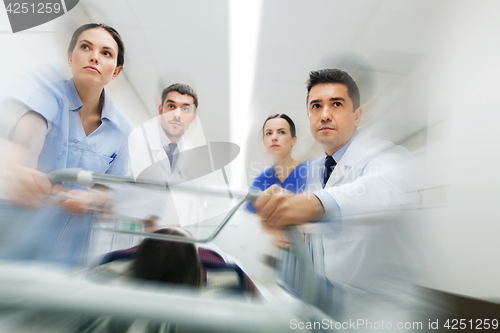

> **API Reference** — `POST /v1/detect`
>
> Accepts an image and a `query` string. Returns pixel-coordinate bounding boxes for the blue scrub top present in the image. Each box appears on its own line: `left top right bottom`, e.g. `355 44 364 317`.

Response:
26 78 132 176
246 162 308 213
2 78 134 267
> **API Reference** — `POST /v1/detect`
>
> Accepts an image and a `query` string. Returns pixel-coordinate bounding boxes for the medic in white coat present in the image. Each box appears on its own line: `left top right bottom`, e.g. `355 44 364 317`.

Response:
254 69 417 324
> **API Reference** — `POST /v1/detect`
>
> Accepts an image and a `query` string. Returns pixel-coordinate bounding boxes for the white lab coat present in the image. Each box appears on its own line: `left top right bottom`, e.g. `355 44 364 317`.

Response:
117 116 190 226
125 116 232 227
128 116 191 179
306 127 418 324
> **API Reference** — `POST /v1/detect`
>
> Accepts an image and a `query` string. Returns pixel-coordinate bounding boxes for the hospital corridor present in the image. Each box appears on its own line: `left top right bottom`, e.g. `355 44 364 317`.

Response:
0 0 500 332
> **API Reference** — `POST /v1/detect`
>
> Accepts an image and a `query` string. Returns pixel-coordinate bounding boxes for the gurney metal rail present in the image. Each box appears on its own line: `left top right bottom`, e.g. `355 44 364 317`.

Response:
0 263 333 333
0 168 344 332
48 168 329 311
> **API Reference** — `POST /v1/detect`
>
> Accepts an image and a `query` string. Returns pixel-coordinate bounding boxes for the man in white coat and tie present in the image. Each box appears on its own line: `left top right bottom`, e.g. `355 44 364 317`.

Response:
255 69 417 325
126 84 199 229
128 83 198 180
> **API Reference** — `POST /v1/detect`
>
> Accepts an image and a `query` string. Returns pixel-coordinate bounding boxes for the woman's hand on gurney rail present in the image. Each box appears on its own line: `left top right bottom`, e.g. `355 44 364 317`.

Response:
59 186 110 215
9 165 110 214
9 165 64 208
58 190 95 215
254 185 324 228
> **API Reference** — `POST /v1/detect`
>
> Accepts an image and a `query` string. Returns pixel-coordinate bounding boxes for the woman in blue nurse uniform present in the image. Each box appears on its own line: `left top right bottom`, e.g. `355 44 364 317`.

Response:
247 114 308 294
5 23 133 267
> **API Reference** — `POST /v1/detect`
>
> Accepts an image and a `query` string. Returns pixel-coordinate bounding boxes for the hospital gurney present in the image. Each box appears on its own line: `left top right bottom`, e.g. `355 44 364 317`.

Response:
0 168 342 333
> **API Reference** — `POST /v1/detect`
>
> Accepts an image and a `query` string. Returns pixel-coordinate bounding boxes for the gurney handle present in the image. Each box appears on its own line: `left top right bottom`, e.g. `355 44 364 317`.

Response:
47 169 260 245
47 168 258 200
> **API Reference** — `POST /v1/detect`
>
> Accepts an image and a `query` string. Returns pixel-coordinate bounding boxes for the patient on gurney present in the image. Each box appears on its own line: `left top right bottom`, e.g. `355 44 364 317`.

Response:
99 227 258 299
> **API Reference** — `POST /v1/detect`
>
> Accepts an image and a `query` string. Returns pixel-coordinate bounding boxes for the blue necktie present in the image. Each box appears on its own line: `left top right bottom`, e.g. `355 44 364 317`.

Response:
323 155 336 188
165 143 178 170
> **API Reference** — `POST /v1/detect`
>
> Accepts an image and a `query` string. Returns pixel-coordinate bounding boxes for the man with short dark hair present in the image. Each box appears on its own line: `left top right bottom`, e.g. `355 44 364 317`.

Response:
255 69 416 322
125 83 200 230
306 69 361 110
129 83 198 178
158 83 199 147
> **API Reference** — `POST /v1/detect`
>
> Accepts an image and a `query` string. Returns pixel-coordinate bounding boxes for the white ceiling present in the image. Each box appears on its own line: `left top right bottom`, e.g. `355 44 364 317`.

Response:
54 0 438 167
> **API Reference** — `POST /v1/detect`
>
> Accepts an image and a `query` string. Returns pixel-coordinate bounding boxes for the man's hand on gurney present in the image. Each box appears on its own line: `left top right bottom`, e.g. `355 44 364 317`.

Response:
254 185 324 228
262 222 310 249
9 165 64 208
267 228 291 249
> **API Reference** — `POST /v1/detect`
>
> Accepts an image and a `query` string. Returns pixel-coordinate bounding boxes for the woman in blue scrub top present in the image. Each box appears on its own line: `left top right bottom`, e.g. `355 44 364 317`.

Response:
247 114 308 293
247 114 307 212
6 23 133 266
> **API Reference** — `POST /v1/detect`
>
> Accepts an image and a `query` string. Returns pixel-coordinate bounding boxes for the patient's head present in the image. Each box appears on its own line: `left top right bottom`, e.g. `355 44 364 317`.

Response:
132 227 203 287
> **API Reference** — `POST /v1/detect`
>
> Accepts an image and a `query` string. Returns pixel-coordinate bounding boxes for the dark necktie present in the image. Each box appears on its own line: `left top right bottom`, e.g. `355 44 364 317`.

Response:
323 155 336 188
165 142 178 170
